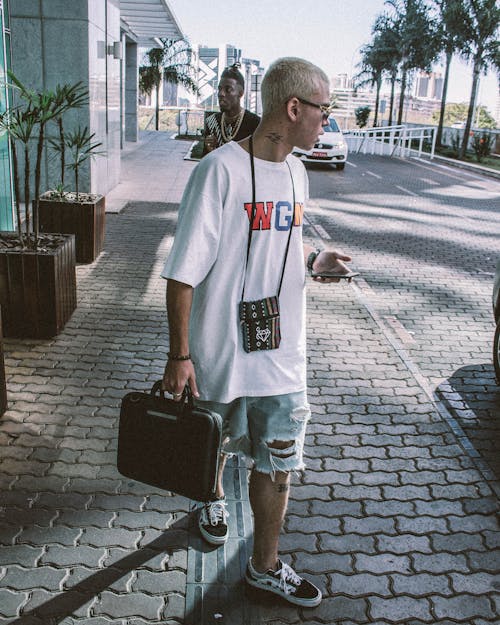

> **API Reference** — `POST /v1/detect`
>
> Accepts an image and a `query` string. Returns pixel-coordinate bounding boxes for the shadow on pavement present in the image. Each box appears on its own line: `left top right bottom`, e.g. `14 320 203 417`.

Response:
436 363 500 480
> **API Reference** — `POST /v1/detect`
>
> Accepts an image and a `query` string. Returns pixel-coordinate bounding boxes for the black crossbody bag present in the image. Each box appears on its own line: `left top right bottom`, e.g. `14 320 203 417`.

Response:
238 136 296 353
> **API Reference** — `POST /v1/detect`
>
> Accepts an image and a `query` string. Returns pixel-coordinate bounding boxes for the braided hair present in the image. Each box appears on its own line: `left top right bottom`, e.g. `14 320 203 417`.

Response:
220 63 245 90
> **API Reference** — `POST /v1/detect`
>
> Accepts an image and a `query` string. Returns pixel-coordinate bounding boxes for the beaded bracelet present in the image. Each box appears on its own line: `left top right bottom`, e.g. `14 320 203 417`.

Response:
167 352 191 361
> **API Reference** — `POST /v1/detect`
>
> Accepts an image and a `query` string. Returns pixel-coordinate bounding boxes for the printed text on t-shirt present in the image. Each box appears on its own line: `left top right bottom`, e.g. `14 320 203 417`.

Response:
243 201 304 231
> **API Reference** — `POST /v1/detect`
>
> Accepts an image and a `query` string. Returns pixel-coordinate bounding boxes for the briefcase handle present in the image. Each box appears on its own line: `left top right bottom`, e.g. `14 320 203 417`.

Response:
151 381 194 409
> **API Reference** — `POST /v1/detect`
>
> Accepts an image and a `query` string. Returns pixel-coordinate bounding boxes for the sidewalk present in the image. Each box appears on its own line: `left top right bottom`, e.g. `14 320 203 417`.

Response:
0 131 498 625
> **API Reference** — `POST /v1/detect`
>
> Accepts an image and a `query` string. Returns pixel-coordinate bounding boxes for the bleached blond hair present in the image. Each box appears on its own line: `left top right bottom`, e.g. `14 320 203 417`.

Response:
261 57 329 116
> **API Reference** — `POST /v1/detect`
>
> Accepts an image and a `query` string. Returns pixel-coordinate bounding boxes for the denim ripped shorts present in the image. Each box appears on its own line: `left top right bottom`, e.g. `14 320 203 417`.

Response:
196 391 311 478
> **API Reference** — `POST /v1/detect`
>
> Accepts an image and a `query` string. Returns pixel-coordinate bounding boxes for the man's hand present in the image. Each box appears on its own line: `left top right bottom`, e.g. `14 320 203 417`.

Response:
162 359 199 402
312 250 353 283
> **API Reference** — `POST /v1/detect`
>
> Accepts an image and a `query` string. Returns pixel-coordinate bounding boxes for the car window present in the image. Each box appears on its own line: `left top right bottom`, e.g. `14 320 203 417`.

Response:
327 118 340 132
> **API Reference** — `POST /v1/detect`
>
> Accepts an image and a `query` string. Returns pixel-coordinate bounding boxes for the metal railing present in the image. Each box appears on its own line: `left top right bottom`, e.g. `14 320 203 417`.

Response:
345 125 437 159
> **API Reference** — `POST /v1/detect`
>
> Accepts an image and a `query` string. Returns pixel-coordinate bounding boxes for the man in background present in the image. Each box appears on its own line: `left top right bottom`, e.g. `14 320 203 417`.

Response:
202 63 260 155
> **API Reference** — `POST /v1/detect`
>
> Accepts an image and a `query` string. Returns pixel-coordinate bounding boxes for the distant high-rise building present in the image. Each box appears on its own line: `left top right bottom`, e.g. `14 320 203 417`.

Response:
414 71 443 100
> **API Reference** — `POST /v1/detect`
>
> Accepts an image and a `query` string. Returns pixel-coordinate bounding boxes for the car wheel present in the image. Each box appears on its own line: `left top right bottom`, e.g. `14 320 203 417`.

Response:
494 319 500 384
336 163 346 171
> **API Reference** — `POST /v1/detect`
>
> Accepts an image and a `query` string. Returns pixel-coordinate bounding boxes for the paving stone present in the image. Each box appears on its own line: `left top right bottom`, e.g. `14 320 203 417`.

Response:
299 552 354 574
320 533 377 554
0 588 28 618
78 528 142 548
369 596 432 622
376 534 432 554
447 514 498 533
414 499 465 517
450 572 499 595
412 553 469 573
431 532 486 553
22 588 95 619
132 569 186 594
286 515 341 534
308 596 369 623
333 485 383 501
279 532 318 554
396 515 449 534
467 550 500 572
0 545 44 567
16 526 81 547
432 595 495 620
1 566 67 591
391 573 452 596
355 553 412 574
40 546 104 568
329 573 391 597
343 516 396 535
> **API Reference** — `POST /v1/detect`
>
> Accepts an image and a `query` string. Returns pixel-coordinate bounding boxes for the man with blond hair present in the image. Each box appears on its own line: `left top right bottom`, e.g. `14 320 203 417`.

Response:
162 57 353 607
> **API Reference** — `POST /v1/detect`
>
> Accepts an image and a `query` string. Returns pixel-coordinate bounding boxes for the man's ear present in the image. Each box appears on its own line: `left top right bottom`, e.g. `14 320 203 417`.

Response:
286 97 299 122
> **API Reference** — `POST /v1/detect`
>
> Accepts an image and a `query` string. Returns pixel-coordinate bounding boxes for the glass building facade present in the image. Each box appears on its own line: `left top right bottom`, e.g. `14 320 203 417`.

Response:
0 0 13 230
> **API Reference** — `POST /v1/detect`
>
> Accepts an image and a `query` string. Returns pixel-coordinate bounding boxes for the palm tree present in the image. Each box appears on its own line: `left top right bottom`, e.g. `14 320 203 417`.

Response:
139 38 198 131
432 0 469 146
355 40 386 127
372 13 402 126
385 0 442 125
456 0 499 159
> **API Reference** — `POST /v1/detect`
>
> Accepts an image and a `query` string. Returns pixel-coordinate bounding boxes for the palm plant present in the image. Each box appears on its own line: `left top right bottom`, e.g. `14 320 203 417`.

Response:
0 73 85 248
0 106 36 245
139 37 199 131
456 0 499 159
372 13 401 126
432 0 469 146
385 0 442 125
60 126 104 201
355 35 391 126
51 82 88 188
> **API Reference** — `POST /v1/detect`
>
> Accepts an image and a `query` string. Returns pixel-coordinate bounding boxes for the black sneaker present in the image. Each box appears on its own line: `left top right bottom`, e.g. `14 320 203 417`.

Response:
198 497 229 545
245 557 322 607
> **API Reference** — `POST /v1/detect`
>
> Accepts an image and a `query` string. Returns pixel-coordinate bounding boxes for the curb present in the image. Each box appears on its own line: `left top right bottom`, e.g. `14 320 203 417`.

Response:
418 153 500 181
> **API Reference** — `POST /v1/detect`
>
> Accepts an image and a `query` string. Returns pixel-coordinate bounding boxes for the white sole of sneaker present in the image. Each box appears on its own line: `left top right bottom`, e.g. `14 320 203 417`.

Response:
245 573 322 607
198 518 228 546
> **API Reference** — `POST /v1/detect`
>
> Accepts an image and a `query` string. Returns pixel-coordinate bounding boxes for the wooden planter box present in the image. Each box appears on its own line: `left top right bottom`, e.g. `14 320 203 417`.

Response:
0 233 77 339
38 193 106 264
0 307 7 416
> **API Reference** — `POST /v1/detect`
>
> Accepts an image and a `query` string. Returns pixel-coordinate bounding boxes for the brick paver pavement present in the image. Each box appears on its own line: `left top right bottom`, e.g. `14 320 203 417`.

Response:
0 133 498 625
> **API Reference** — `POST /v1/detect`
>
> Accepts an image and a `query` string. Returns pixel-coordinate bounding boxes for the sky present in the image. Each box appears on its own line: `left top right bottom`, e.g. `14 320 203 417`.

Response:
168 0 498 116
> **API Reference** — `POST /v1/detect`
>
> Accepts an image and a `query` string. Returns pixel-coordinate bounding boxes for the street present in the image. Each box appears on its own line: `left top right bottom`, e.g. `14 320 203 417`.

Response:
305 152 500 480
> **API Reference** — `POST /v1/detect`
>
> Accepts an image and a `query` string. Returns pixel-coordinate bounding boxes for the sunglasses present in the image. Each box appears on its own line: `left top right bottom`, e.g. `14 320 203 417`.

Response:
296 97 333 121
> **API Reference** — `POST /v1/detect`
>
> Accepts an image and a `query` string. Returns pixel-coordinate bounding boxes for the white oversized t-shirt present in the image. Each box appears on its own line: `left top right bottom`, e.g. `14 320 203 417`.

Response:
162 141 309 403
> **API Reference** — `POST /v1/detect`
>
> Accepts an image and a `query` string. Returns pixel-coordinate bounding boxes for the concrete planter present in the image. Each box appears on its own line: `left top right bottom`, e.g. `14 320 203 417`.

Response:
0 233 77 338
38 193 106 264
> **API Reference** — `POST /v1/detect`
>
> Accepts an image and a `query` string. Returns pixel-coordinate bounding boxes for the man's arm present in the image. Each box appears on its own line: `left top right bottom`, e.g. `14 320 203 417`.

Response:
162 279 199 401
303 244 353 283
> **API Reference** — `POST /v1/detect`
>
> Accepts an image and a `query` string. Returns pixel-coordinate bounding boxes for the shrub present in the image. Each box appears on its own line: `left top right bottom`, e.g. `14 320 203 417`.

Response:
471 131 494 162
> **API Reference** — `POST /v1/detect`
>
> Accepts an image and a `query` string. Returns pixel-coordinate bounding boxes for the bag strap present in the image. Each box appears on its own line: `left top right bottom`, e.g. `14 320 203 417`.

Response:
241 135 296 301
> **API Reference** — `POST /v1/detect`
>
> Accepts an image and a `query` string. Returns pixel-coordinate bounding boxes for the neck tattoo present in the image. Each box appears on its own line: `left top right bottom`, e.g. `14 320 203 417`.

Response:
266 132 283 145
221 110 244 142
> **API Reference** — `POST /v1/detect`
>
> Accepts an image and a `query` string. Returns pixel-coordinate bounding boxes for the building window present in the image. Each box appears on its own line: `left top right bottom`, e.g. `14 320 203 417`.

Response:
0 0 14 231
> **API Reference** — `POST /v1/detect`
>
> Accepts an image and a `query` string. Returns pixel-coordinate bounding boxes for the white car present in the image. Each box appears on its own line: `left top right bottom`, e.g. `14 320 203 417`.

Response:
293 116 348 170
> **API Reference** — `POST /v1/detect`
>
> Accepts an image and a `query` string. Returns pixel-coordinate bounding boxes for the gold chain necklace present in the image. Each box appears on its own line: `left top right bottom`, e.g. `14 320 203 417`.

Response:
221 110 244 142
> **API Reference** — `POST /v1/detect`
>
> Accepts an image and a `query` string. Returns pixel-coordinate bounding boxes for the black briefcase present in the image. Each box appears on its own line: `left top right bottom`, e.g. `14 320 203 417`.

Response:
117 381 222 502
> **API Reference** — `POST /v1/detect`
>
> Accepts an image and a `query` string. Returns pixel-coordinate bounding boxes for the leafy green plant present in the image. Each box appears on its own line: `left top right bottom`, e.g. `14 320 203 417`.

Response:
62 126 104 201
0 72 88 248
471 131 494 162
354 105 371 128
50 82 88 188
